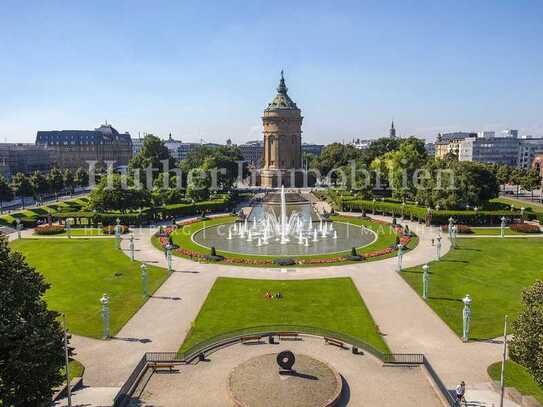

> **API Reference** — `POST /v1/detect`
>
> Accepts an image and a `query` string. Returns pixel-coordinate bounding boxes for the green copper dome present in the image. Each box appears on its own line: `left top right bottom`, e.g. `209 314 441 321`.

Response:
265 71 299 111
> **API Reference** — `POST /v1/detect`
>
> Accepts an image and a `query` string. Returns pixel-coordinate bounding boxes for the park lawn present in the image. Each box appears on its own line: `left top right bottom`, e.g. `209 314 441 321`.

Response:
10 239 168 338
180 277 389 354
469 227 531 235
488 360 543 404
165 215 411 266
493 197 543 214
402 238 543 339
31 228 114 237
60 359 85 380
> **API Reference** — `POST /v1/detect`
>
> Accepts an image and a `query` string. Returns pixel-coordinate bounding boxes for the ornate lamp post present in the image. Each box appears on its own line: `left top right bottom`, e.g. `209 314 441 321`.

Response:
401 202 406 220
451 224 458 248
500 216 506 238
436 234 442 260
422 264 430 300
15 217 22 239
66 218 72 239
397 243 404 272
114 218 122 250
166 244 173 274
140 263 149 299
129 234 135 261
448 217 455 239
521 207 525 223
462 294 472 342
100 293 110 339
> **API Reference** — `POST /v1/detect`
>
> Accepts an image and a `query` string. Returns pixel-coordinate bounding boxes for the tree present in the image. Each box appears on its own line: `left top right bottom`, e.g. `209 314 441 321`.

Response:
186 168 211 201
0 239 66 405
129 135 175 185
495 164 513 191
510 168 525 198
520 169 541 202
10 173 33 209
0 175 13 213
74 167 89 189
47 168 64 199
315 143 365 181
89 174 150 212
63 169 75 196
510 281 543 387
30 171 49 202
364 137 402 164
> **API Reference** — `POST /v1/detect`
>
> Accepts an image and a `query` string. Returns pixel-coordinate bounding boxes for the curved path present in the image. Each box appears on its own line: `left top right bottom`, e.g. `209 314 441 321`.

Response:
16 214 513 406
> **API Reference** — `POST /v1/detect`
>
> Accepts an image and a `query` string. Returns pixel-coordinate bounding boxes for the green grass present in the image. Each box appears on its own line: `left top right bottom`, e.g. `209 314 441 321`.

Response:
493 197 543 214
164 215 413 266
10 239 168 338
31 228 114 237
402 238 543 339
469 227 533 235
180 277 389 354
60 359 85 380
488 360 543 404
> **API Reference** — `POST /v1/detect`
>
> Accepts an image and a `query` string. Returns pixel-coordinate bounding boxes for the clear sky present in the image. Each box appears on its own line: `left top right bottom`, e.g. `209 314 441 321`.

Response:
1 0 542 144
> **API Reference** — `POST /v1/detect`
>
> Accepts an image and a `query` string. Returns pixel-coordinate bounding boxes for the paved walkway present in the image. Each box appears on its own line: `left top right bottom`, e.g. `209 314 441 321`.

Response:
10 212 517 406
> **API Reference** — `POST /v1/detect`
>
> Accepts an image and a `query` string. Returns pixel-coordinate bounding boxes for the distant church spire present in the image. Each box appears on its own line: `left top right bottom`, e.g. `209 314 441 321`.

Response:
390 120 396 138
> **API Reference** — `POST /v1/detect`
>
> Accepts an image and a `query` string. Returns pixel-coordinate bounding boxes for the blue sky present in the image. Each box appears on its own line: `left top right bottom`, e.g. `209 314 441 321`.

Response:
1 0 542 144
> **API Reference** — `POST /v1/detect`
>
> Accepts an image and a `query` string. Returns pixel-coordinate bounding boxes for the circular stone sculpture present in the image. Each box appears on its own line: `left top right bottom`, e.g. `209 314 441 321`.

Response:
228 353 342 407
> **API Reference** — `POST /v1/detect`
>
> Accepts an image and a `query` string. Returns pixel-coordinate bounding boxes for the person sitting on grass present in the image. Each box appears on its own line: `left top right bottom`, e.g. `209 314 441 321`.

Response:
275 292 282 299
264 291 272 299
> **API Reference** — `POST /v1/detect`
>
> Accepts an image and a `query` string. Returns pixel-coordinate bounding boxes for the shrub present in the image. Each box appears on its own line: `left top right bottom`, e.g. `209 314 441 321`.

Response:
510 223 541 234
102 225 129 235
34 224 65 235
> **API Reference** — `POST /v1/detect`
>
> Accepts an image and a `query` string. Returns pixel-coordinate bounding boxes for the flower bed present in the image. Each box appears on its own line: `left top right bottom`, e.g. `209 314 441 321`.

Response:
510 223 541 234
102 225 129 235
440 224 473 234
34 224 65 235
156 218 413 266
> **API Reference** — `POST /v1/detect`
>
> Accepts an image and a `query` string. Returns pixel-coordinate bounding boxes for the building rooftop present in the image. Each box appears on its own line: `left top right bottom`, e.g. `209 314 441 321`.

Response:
265 71 299 111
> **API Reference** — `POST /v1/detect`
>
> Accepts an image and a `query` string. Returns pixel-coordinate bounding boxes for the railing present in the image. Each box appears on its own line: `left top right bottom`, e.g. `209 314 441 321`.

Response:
423 356 456 406
383 353 424 365
112 325 441 407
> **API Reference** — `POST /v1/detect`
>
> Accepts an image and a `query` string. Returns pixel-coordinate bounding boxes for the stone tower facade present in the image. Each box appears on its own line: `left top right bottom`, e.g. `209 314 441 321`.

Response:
260 71 303 188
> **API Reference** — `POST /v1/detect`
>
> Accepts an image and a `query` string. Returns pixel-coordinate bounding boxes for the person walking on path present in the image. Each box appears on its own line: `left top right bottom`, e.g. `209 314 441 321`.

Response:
455 381 466 406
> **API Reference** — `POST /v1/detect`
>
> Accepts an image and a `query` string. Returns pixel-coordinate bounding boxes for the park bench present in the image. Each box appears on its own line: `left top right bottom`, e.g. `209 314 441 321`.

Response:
148 362 176 372
241 335 262 344
278 332 299 341
324 336 345 349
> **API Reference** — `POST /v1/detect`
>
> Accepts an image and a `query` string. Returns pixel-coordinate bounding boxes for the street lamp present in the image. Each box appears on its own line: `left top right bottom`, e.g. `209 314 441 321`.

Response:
451 224 458 248
436 235 442 260
422 264 429 300
372 198 376 215
448 217 455 239
462 294 472 342
397 243 404 272
100 293 110 339
62 313 72 407
66 218 72 239
15 217 22 239
500 216 506 238
140 263 149 299
129 234 135 261
114 218 122 250
521 207 525 222
166 244 173 274
401 202 406 220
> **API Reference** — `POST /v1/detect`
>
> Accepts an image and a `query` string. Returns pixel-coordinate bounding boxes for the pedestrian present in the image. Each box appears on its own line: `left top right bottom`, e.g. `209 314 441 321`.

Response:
455 381 466 406
431 238 435 246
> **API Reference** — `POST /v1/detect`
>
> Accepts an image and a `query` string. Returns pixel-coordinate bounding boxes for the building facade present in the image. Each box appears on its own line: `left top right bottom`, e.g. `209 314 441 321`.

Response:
36 123 132 169
0 144 54 179
260 72 303 188
435 132 477 158
239 140 264 166
518 137 543 169
458 131 519 166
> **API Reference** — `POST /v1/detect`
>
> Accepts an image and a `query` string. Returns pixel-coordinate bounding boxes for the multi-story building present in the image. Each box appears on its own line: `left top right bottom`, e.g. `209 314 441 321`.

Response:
458 131 519 166
435 132 477 158
302 143 324 156
533 153 543 177
425 143 435 157
131 137 145 156
0 144 54 179
239 140 264 166
518 136 543 169
36 123 132 169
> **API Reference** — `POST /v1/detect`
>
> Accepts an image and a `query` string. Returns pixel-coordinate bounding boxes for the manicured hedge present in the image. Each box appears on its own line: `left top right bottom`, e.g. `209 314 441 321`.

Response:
34 224 65 235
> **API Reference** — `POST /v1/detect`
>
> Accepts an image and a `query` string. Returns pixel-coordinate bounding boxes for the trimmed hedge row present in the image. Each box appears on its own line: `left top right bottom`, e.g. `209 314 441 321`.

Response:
341 198 531 226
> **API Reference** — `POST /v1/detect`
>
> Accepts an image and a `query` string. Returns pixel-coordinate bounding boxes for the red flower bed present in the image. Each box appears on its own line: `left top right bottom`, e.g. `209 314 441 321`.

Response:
510 223 541 233
34 224 65 235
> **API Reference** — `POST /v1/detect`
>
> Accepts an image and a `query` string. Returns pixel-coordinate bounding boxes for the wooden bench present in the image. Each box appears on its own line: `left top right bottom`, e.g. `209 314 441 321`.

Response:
148 362 176 372
278 332 299 341
324 336 345 349
241 335 262 344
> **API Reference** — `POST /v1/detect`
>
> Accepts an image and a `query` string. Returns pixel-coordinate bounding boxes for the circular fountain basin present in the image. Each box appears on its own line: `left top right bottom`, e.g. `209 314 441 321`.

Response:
192 221 376 257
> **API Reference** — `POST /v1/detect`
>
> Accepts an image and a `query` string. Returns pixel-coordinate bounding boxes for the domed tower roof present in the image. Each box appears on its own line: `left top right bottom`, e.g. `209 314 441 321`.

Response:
265 71 299 111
